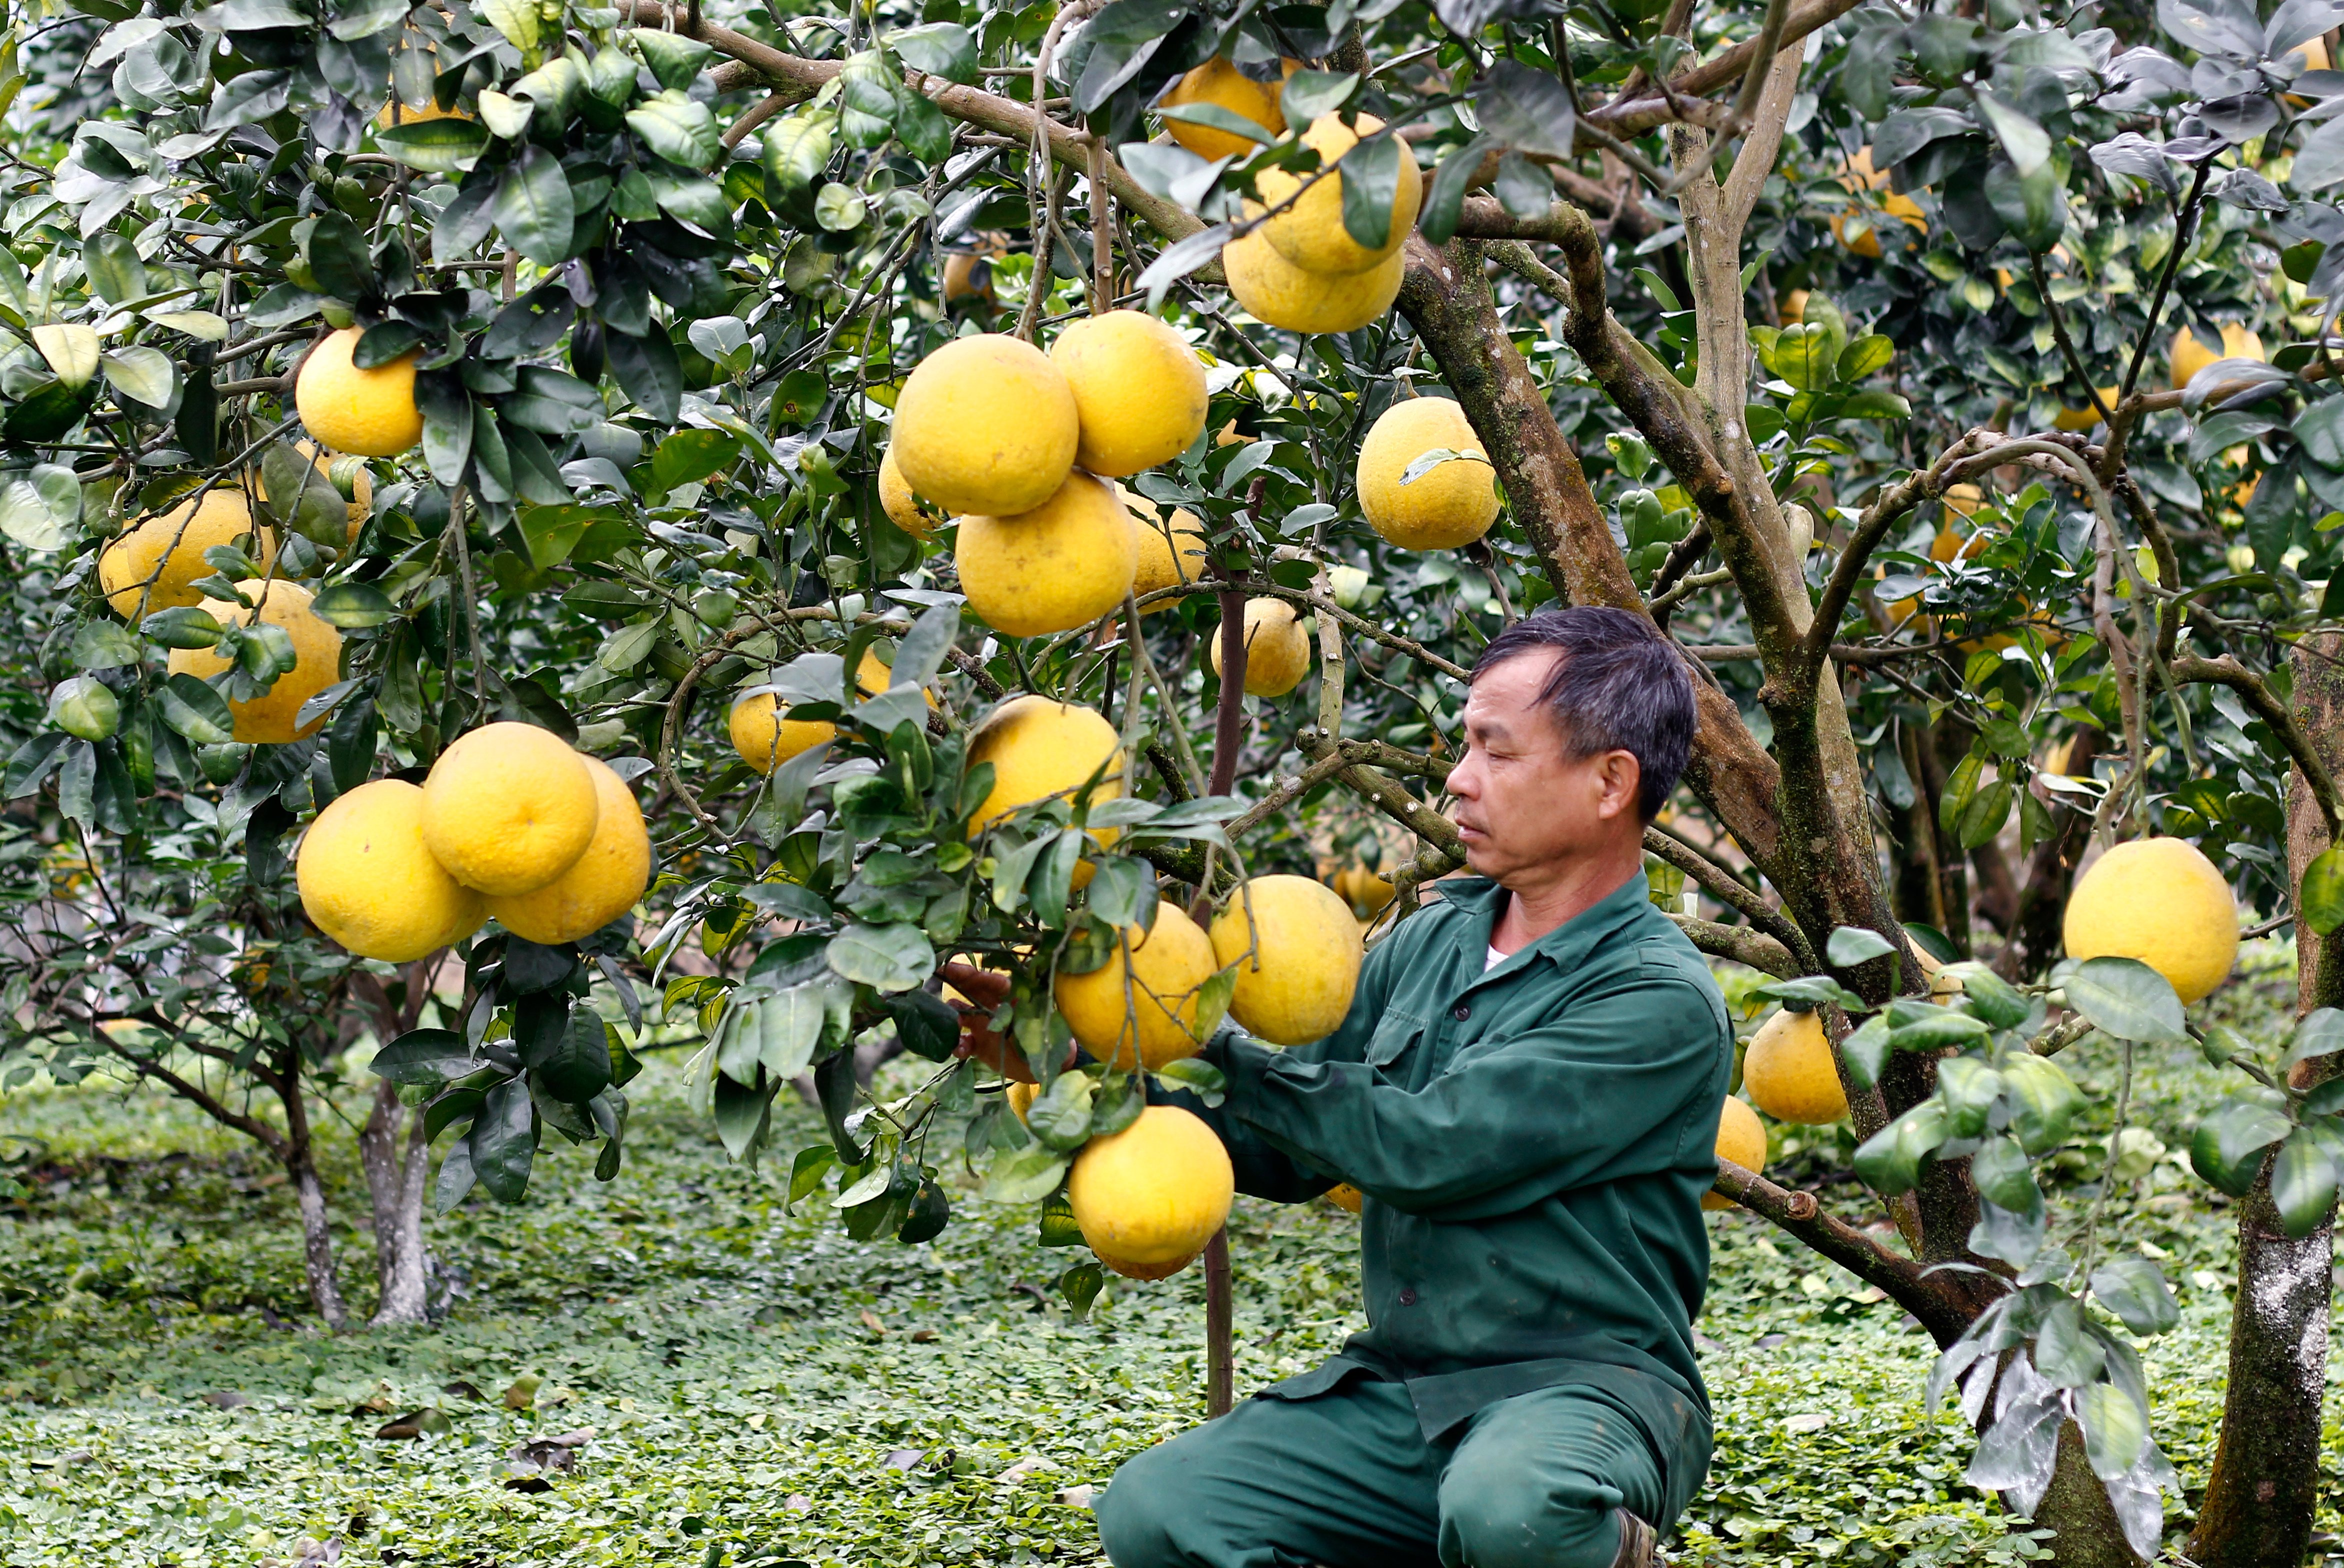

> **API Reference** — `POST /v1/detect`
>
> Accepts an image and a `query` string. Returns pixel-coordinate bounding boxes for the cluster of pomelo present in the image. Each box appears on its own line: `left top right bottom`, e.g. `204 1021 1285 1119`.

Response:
1158 57 1423 338
878 317 1212 642
1709 834 2241 1208
296 722 651 962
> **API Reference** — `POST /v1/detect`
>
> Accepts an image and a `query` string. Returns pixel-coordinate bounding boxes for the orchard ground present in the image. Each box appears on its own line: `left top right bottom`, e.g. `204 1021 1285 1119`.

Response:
0 945 2336 1568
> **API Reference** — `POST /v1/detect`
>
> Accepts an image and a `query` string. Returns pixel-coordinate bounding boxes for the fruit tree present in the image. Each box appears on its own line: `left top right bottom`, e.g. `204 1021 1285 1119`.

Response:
3 0 2344 1561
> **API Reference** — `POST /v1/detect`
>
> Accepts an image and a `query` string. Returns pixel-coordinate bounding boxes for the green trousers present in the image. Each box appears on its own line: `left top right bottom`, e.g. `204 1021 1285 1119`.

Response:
1094 1378 1668 1568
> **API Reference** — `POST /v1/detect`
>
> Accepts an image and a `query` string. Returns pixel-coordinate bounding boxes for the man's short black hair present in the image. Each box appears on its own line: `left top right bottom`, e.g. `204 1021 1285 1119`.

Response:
1471 606 1696 821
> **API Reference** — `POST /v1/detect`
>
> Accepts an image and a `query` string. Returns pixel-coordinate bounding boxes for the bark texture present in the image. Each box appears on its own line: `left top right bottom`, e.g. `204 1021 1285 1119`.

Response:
2184 630 2344 1568
360 1079 434 1328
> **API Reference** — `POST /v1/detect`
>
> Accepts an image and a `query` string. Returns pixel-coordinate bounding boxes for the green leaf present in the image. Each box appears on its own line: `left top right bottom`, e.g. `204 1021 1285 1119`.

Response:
1853 1099 1950 1196
1970 1134 2043 1217
1024 1072 1096 1152
605 327 683 423
1838 1013 1894 1090
762 115 834 194
493 146 578 267
757 982 828 1079
2002 1054 2084 1155
1334 134 1402 255
1886 1008 1993 1052
2060 956 2188 1043
2281 1006 2344 1068
1058 1260 1106 1320
786 1144 836 1210
2303 847 2344 936
2033 1298 2105 1387
369 1028 477 1086
1038 1187 1085 1246
374 117 488 174
1419 134 1494 247
886 990 960 1063
1827 926 1896 966
2270 1128 2339 1238
886 22 976 82
2090 1255 2180 1336
468 1078 536 1202
627 90 722 169
1946 964 2031 1029
1836 334 1895 383
536 1010 613 1104
100 346 176 409
2190 1096 2294 1196
1936 1055 2004 1138
1280 68 1360 125
308 583 395 628
1473 59 1574 158
2074 1381 2148 1482
1152 1056 1226 1106
478 0 538 53
826 922 936 992
712 1070 772 1162
1753 975 1868 1010
630 26 714 92
158 672 234 744
982 1144 1070 1204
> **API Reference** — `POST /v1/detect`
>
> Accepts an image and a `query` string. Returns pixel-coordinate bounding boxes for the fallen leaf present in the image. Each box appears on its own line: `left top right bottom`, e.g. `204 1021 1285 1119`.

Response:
502 1373 542 1410
373 1408 452 1441
996 1454 1056 1484
859 1309 886 1335
441 1380 485 1402
784 1494 813 1513
201 1390 252 1409
882 1448 925 1470
1055 1484 1097 1508
909 1328 938 1344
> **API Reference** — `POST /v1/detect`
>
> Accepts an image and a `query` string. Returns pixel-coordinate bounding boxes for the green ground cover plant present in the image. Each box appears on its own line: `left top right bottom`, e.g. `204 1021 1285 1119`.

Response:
0 947 2334 1568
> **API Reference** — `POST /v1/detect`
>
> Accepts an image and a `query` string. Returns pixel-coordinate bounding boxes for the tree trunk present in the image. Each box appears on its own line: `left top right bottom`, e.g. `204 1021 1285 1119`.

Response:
2030 1422 2148 1568
2186 631 2344 1568
360 1078 432 1328
292 1150 350 1330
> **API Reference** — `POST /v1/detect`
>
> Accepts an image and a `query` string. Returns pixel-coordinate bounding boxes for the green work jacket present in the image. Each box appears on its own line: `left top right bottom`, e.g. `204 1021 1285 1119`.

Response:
1188 872 1732 1520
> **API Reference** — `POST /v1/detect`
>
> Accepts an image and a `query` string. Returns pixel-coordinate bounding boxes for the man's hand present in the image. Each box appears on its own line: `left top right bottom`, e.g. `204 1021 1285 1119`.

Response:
940 961 1074 1083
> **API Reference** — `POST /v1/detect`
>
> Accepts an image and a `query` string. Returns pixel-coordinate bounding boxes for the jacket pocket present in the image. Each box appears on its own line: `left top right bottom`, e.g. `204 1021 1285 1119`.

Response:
1367 1008 1424 1068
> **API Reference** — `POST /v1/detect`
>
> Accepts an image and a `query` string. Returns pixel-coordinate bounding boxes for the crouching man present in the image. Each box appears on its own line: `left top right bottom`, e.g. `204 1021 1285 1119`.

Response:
1096 606 1733 1568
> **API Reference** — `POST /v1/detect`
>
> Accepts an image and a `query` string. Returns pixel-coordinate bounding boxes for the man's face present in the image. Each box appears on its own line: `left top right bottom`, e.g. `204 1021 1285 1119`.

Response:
1444 648 1644 884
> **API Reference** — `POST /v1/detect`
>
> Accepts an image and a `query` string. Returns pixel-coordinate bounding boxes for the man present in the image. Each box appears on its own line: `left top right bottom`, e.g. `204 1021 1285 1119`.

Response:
1095 605 1733 1568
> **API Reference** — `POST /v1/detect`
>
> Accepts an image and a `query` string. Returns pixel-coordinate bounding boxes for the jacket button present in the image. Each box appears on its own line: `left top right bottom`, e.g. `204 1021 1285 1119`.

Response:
1398 1286 1418 1306
1452 1003 1471 1021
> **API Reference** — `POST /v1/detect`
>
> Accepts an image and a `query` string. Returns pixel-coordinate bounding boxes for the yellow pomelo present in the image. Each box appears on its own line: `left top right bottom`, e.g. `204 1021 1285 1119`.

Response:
1740 1008 1848 1125
878 444 946 538
730 692 834 774
1210 596 1312 696
892 334 1079 517
376 96 467 128
1831 192 1926 258
1324 1182 1363 1214
2064 838 2238 1004
1223 228 1403 334
1208 874 1362 1044
1780 288 1810 324
955 472 1140 637
1356 396 1499 550
1254 113 1422 278
99 490 275 618
484 757 652 944
1054 900 1221 1070
966 694 1125 838
1705 1096 1768 1210
1006 1080 1037 1122
729 650 922 774
1068 1104 1234 1280
166 582 344 744
2052 391 2120 432
420 722 600 896
1126 491 1207 612
1158 56 1285 162
298 778 485 962
296 326 424 458
1331 866 1394 916
1049 311 1208 478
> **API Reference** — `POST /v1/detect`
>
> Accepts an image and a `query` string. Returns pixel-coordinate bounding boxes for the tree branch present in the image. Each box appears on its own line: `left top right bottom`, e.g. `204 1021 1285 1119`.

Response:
2174 654 2344 839
1712 1160 1982 1346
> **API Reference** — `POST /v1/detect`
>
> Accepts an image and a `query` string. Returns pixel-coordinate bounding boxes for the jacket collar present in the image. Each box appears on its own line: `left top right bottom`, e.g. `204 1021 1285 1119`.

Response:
1445 870 1656 979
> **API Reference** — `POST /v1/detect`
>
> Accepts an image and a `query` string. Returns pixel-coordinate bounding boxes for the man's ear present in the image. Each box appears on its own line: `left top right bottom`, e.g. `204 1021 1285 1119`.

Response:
1596 750 1643 820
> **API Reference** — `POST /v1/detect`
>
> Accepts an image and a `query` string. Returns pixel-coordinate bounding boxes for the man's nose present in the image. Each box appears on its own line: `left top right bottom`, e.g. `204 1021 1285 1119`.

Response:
1445 755 1474 798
